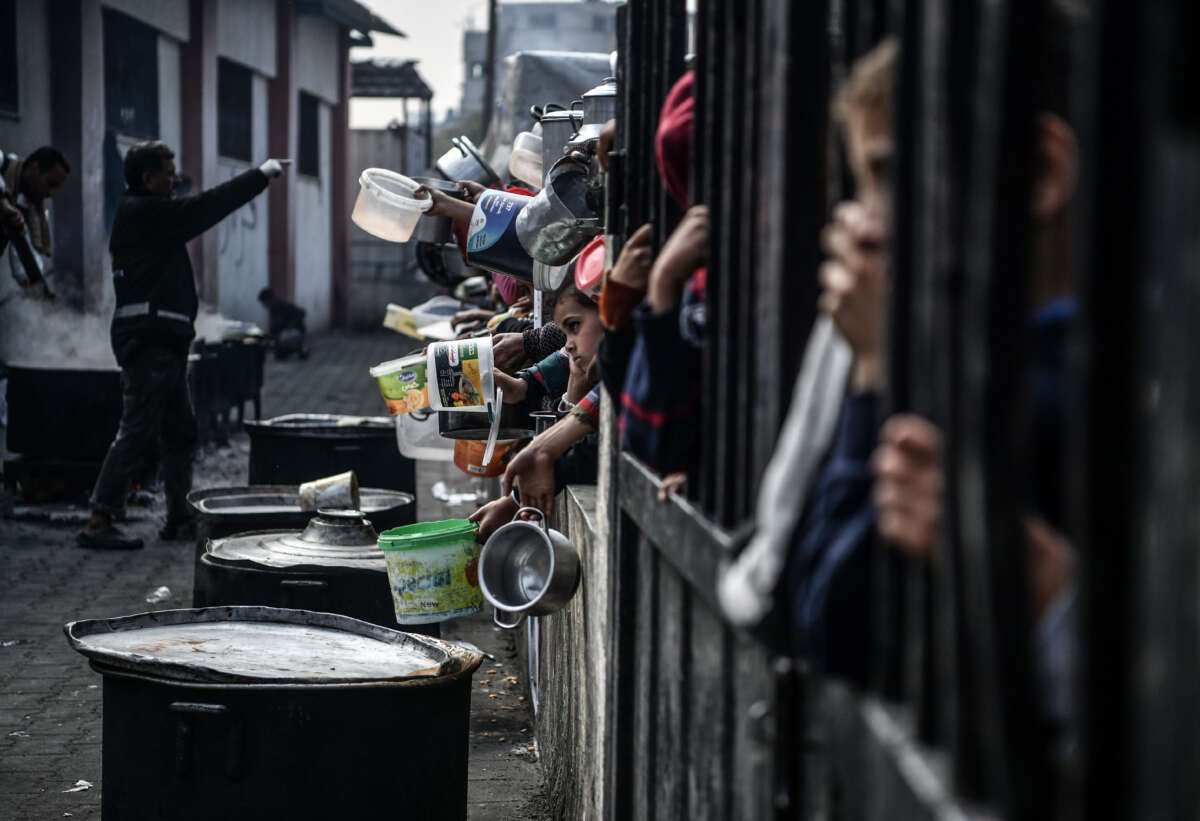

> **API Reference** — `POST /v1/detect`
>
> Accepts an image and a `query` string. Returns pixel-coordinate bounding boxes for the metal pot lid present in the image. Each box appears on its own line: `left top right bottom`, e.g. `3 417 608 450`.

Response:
208 509 386 569
189 485 414 517
64 606 483 685
245 413 393 432
581 77 617 101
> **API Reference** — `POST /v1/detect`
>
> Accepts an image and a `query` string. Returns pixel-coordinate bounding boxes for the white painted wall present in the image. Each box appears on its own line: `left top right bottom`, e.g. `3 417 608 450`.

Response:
216 0 276 78
290 13 341 330
293 101 332 330
157 35 182 169
295 14 340 105
0 0 52 152
216 74 271 325
101 0 189 41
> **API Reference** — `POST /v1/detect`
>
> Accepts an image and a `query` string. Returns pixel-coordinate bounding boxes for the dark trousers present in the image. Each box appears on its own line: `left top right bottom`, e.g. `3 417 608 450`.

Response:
90 347 197 522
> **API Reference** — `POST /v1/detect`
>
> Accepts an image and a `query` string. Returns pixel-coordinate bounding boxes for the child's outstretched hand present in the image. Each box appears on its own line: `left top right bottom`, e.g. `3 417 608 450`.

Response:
648 205 709 312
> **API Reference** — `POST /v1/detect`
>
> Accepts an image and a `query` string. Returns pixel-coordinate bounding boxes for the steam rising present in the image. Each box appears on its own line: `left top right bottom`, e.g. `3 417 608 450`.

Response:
1 288 246 371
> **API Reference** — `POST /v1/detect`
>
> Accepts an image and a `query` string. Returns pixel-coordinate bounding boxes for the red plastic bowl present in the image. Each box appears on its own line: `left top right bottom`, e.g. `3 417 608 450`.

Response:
574 235 607 297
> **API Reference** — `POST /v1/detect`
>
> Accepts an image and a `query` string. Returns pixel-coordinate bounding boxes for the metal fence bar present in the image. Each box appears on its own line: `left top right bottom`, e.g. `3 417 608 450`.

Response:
1075 0 1141 816
1126 5 1200 816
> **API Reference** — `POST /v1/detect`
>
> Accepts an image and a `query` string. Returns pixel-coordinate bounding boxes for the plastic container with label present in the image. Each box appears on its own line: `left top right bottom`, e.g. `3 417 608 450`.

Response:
370 354 431 415
425 337 496 413
351 169 432 243
379 519 483 624
465 190 534 281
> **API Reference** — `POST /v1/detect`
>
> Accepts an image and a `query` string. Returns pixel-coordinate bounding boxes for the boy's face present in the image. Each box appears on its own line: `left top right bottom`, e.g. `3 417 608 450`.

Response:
844 105 894 238
554 297 602 376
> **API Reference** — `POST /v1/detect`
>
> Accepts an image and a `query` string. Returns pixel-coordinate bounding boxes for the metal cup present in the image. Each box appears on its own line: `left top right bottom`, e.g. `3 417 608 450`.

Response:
298 471 360 512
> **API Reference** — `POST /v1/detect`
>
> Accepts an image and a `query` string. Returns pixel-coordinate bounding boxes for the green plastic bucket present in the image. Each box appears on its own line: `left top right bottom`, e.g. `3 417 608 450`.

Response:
379 520 482 624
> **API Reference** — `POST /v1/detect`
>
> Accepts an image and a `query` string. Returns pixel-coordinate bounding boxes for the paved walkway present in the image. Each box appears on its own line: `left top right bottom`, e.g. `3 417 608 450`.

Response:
0 329 545 820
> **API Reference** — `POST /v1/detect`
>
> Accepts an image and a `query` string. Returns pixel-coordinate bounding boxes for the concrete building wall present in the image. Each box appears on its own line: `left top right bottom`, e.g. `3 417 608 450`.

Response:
216 0 276 78
290 13 341 330
0 0 53 152
295 14 340 105
215 74 271 326
293 102 332 329
101 0 189 41
0 0 352 331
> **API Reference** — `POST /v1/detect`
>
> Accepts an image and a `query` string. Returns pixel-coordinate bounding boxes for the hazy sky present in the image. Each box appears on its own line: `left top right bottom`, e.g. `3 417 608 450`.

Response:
351 0 572 129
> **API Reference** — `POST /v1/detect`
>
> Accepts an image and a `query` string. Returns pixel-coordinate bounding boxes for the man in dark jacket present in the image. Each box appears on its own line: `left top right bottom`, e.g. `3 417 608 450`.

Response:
78 141 283 550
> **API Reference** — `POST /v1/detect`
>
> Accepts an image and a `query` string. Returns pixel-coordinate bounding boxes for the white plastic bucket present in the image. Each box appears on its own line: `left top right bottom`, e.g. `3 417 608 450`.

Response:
395 411 453 462
351 169 432 243
425 337 496 414
508 131 544 188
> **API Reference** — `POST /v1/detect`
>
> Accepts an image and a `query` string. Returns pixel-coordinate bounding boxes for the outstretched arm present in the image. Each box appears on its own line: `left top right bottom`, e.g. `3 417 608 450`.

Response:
160 167 271 244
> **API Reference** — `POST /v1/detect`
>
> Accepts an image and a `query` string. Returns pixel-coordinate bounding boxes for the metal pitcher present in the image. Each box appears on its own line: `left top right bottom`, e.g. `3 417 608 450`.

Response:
478 503 581 629
515 153 602 266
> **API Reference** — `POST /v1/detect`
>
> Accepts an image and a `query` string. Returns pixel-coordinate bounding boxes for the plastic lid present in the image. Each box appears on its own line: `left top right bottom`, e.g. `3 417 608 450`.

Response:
358 168 433 213
574 236 607 296
369 353 426 378
379 519 479 551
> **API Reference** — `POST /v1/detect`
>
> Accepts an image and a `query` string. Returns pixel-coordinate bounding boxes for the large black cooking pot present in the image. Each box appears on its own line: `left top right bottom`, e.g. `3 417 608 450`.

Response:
65 607 482 821
438 407 533 441
5 364 121 460
244 414 415 495
191 509 441 635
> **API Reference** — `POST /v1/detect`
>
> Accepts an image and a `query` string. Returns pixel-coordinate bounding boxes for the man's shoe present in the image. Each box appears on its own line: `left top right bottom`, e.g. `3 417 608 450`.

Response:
77 527 144 550
159 517 197 541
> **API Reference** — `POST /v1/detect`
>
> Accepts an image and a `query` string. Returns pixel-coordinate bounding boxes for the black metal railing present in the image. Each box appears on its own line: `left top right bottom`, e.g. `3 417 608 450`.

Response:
599 0 1200 818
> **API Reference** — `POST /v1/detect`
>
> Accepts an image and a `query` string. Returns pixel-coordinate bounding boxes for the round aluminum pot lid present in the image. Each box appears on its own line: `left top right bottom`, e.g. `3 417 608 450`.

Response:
189 486 413 517
64 607 478 685
208 509 386 569
246 413 393 433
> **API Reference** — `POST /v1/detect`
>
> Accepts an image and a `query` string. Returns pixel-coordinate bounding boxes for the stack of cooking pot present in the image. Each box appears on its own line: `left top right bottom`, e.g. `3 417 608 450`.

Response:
191 506 442 635
187 483 415 601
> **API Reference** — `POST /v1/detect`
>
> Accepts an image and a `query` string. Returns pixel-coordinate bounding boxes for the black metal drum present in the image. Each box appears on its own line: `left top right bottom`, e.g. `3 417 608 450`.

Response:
193 509 437 636
65 607 482 821
187 484 416 576
243 414 416 495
